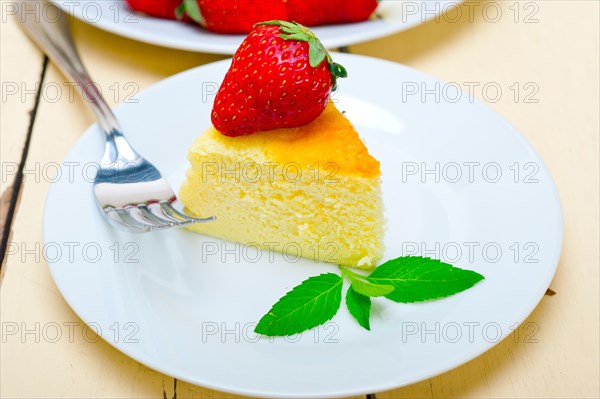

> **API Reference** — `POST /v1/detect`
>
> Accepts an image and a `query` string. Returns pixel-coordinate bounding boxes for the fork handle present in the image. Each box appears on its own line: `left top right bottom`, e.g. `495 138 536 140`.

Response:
16 0 137 162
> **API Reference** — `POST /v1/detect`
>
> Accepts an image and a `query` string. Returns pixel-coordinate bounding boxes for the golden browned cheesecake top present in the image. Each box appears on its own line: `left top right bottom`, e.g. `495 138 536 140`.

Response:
205 103 380 178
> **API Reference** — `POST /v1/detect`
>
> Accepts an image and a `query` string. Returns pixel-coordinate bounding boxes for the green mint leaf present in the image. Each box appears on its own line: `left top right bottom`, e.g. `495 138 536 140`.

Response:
181 0 204 24
255 273 343 336
345 286 371 330
343 268 394 297
367 256 485 303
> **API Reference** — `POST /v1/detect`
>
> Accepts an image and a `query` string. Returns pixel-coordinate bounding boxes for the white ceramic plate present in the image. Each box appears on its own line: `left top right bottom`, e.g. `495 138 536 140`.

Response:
53 0 460 54
44 53 562 398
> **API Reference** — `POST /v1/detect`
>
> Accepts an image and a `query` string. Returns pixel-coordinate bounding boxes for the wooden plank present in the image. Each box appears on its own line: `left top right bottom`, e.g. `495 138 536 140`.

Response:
172 379 366 399
0 11 45 196
0 11 46 250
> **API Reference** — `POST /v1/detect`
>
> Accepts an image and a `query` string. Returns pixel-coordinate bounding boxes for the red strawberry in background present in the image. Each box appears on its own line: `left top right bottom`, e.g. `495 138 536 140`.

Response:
198 0 287 34
211 21 347 136
125 0 183 19
285 0 378 26
174 0 287 33
128 0 379 34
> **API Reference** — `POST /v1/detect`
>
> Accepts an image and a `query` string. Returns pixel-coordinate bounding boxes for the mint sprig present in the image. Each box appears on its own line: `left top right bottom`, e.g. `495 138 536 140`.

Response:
255 256 485 336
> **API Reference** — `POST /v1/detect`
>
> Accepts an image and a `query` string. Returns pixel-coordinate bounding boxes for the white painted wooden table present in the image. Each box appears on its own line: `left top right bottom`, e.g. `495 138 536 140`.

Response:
1 1 598 398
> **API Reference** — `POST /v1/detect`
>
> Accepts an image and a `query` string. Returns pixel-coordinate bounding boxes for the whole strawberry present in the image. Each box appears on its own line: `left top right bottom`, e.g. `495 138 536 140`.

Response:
211 21 347 136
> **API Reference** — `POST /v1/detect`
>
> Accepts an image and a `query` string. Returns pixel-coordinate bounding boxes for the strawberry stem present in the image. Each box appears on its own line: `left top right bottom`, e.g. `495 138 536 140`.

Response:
329 62 347 90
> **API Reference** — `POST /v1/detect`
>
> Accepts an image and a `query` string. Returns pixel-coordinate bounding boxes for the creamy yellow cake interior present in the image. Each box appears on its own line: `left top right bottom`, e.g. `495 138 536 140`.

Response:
179 103 384 268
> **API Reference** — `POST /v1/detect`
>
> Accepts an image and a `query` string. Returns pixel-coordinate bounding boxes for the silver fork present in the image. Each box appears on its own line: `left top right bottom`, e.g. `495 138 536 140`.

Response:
16 0 215 233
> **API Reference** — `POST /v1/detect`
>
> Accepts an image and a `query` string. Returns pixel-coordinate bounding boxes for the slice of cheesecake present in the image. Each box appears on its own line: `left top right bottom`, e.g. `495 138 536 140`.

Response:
179 103 384 268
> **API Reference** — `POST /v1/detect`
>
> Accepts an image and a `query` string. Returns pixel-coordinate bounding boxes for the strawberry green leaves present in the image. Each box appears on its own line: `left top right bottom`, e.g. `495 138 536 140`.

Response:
254 273 343 336
257 20 347 88
175 0 205 25
259 20 330 67
255 256 485 337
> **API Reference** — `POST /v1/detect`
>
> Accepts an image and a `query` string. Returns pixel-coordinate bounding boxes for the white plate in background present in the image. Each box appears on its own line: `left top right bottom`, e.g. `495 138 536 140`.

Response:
54 0 461 54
